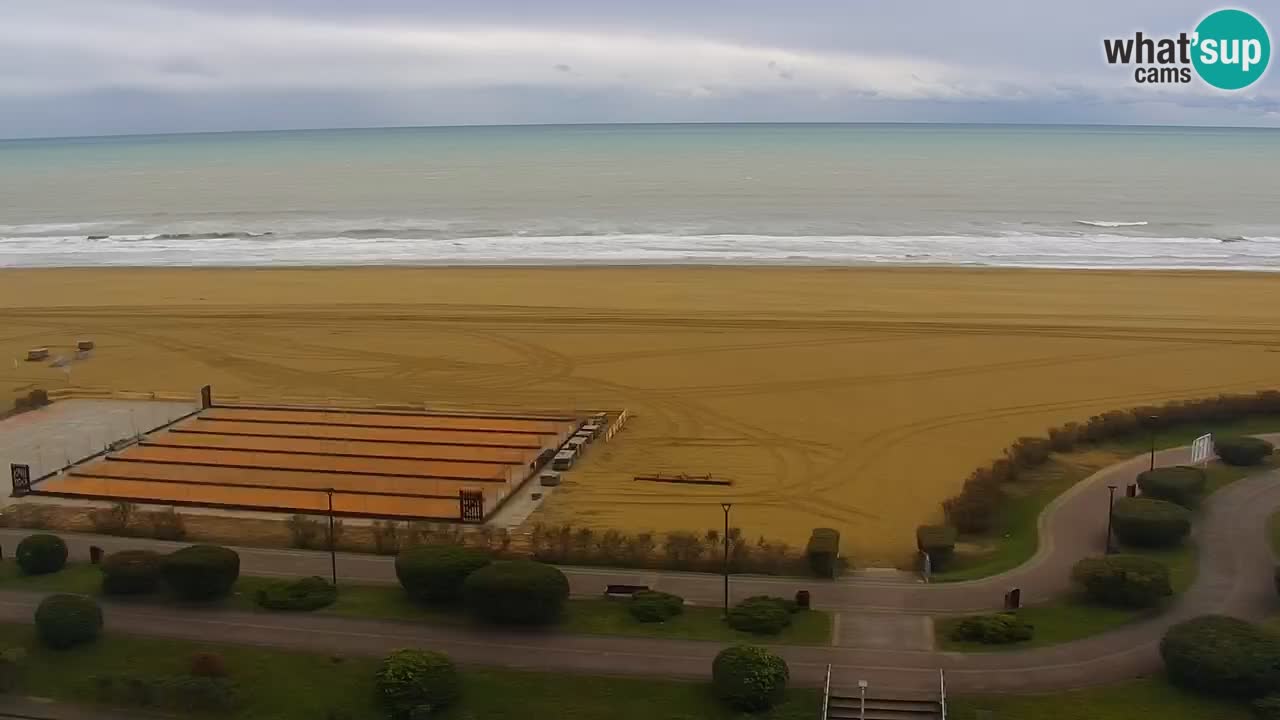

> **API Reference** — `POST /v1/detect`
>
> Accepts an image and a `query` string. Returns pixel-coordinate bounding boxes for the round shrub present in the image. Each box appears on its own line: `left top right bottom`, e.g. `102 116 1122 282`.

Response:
34 594 102 649
375 649 460 719
628 590 684 623
161 545 240 601
462 560 569 625
255 576 337 611
395 545 491 605
949 613 1033 645
15 534 68 576
1070 555 1172 608
1110 497 1191 548
727 596 792 635
100 550 163 595
711 645 789 711
1137 465 1206 507
1161 615 1280 698
1215 435 1275 467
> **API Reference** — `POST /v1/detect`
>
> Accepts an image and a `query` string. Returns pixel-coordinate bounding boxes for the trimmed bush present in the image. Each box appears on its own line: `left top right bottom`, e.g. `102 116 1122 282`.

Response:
727 596 792 635
949 613 1033 645
34 594 102 649
100 550 164 595
375 649 461 719
395 545 491 605
917 524 957 570
1110 497 1192 548
1215 435 1275 467
805 527 840 578
255 576 337 611
711 645 790 711
1137 465 1207 507
1161 615 1280 698
462 560 569 625
164 676 237 712
628 590 684 623
1071 555 1172 608
161 545 240 601
1255 694 1280 720
15 533 68 575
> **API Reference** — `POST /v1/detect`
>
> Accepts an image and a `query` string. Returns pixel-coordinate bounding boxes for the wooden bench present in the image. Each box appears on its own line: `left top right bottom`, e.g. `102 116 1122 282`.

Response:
604 584 650 599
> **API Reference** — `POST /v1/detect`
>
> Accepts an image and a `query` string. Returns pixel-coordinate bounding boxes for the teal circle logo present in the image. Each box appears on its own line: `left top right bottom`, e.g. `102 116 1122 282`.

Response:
1192 9 1270 90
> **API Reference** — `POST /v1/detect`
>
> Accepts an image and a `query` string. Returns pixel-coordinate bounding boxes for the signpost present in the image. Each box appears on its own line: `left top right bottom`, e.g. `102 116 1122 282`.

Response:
1190 433 1214 467
10 464 31 497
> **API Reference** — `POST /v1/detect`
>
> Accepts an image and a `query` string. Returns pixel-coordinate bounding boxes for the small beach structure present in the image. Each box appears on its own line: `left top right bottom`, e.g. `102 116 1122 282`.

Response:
552 449 576 471
25 348 49 362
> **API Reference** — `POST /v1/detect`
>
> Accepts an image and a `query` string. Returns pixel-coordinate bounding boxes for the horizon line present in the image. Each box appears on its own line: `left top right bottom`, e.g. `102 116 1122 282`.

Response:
4 119 1280 144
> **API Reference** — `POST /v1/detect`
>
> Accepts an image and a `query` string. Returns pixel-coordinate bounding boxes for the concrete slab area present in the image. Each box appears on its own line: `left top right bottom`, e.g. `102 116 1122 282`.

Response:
834 612 934 651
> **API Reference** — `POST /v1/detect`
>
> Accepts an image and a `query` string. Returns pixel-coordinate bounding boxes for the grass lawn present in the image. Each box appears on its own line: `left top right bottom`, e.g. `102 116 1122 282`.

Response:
949 677 1250 720
0 622 820 720
0 562 831 646
934 538 1197 652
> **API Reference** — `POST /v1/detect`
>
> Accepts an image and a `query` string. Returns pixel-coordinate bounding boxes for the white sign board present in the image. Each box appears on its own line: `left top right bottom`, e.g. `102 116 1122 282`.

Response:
1190 433 1214 466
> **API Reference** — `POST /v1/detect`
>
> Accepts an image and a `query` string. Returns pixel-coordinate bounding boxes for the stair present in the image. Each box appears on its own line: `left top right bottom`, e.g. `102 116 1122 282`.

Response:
826 690 943 720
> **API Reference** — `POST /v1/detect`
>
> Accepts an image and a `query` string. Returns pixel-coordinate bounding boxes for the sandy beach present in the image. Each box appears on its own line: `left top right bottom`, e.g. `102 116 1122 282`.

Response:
4 266 1280 565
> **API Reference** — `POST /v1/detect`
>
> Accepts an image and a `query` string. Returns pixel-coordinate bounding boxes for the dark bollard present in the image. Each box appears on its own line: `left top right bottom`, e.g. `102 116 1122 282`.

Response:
89 546 104 565
1126 484 1138 498
795 590 811 610
1004 587 1022 610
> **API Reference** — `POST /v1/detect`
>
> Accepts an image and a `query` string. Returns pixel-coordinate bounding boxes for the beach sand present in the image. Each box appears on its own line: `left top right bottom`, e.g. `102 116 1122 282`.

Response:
4 266 1280 565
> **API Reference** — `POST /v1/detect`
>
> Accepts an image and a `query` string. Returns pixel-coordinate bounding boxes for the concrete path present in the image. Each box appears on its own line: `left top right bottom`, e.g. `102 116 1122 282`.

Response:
0 436 1276 694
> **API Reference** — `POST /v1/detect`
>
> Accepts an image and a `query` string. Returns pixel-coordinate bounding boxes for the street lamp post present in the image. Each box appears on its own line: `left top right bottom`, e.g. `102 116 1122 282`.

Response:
721 502 732 617
326 488 338 587
1105 484 1118 554
857 679 868 720
1148 415 1158 472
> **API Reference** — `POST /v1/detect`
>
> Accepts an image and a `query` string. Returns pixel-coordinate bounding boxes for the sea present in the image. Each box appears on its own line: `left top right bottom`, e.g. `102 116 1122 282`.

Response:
1 123 1278 270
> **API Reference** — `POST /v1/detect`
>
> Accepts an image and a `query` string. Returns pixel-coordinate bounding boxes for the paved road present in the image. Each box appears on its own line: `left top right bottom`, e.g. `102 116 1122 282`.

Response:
3 438 1278 694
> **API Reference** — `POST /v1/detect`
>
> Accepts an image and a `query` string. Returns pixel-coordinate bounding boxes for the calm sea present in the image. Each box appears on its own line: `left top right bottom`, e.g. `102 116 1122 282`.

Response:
1 123 1278 269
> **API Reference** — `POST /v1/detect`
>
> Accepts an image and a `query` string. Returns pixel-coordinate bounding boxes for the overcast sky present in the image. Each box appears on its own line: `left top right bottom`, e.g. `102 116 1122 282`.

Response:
2 0 1277 138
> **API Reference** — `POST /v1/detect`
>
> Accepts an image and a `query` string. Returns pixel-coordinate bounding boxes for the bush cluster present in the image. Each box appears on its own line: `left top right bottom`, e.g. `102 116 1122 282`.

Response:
161 545 240 601
805 528 840 578
15 533 68 575
255 576 337 611
93 673 237 712
1110 497 1191 547
100 550 164 595
711 645 790 711
395 545 491 604
375 649 461 719
628 591 684 623
727 596 796 635
34 594 102 650
1137 466 1207 507
1214 435 1275 466
526 523 802 575
943 389 1280 536
1071 555 1172 608
948 613 1033 645
1161 615 1280 698
916 524 957 570
462 560 569 625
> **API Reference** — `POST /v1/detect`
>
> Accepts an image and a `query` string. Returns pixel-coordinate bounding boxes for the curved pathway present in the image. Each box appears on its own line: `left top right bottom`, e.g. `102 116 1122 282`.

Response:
0 435 1277 694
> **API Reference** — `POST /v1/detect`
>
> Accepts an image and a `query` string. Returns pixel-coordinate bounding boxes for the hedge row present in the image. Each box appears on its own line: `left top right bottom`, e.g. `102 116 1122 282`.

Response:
1110 497 1191 548
949 613 1033 645
1070 555 1172 608
942 389 1280 534
527 523 806 576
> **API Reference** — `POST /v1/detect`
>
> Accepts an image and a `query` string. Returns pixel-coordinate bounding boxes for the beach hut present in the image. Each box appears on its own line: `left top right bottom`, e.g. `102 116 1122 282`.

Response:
552 449 576 471
77 340 95 351
25 348 49 362
539 471 561 487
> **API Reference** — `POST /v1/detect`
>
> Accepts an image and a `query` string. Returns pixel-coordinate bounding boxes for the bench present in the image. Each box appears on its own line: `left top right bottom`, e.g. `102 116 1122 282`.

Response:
604 584 650 599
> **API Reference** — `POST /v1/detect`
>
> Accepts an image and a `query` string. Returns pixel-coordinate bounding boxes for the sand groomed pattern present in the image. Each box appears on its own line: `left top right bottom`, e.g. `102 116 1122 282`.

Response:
34 404 579 520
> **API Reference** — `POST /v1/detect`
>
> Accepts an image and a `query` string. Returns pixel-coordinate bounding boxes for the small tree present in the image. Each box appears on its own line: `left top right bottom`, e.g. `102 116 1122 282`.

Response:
712 645 789 711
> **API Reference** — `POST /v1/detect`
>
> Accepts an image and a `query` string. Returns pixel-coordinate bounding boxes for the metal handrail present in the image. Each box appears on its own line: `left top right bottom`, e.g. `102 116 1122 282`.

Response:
939 668 948 720
820 664 832 719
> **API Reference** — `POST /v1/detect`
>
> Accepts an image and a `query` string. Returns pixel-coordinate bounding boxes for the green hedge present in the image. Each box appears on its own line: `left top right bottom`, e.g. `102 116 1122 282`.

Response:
161 545 240 601
1137 465 1207 507
255 576 337 611
395 545 491 605
711 645 789 711
726 596 794 635
100 550 164 595
949 613 1034 645
1255 695 1280 720
375 649 461 719
628 591 684 623
805 528 840 578
1161 615 1280 698
916 524 957 570
1070 555 1172 608
16 534 68 576
1214 435 1275 466
462 560 569 626
34 594 102 650
1110 497 1191 547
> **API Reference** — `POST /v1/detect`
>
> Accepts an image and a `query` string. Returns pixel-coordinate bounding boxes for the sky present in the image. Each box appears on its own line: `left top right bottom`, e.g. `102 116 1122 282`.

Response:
1 0 1277 138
